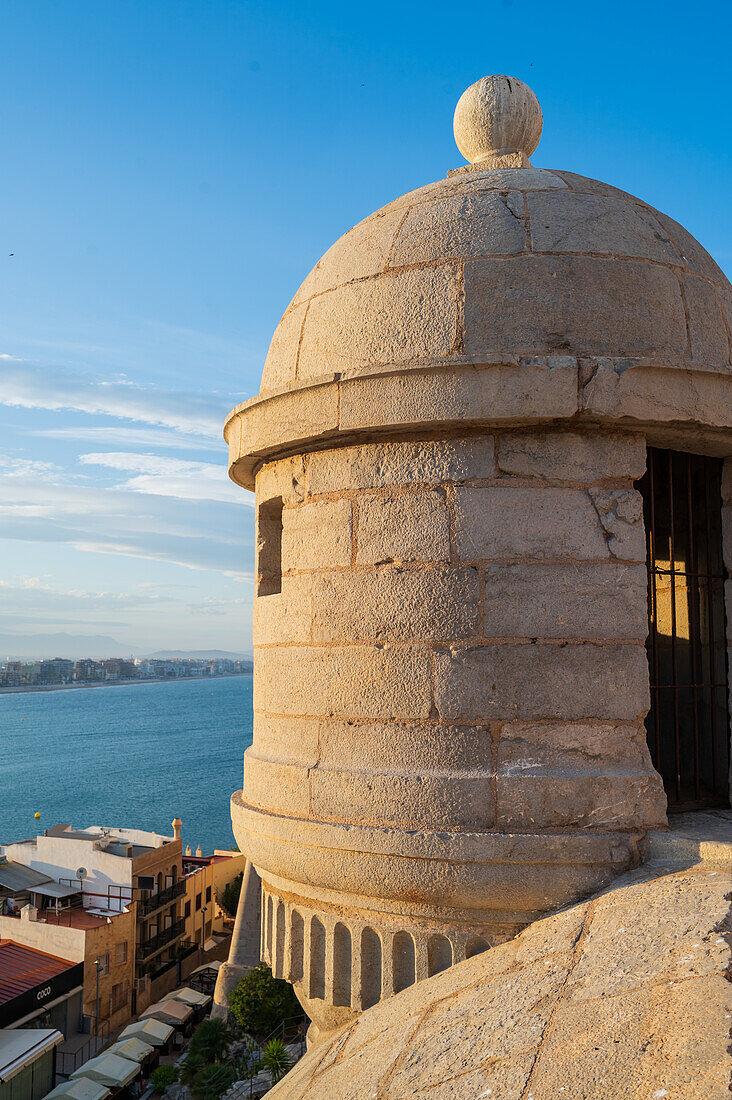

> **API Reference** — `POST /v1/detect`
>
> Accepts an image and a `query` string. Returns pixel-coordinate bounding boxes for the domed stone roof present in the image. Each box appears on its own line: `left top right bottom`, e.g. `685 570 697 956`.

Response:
260 81 730 394
226 75 732 488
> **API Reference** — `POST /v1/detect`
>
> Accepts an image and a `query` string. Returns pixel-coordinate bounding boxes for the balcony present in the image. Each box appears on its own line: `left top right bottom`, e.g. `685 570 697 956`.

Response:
138 878 185 917
137 916 186 961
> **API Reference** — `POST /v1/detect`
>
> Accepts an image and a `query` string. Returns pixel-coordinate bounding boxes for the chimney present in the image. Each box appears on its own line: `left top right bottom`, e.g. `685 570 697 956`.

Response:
195 845 202 857
185 845 192 856
171 818 182 841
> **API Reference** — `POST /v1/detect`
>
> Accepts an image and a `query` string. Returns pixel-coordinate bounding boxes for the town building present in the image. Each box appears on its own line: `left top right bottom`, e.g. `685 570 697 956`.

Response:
2 824 186 994
180 848 246 959
0 903 135 1035
220 72 732 1044
0 940 83 1034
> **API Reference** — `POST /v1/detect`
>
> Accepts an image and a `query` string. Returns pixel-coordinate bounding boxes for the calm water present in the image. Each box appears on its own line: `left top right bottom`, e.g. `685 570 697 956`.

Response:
0 676 253 853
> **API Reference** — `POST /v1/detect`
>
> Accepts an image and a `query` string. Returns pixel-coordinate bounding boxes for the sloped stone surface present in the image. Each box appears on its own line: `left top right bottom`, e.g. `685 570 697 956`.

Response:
267 817 732 1099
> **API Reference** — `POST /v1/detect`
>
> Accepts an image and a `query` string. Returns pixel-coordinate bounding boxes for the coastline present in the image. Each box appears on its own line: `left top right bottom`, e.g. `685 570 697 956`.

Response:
0 671 253 696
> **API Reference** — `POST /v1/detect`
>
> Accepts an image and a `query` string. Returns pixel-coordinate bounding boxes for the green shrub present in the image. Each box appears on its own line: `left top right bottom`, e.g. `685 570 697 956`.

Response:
220 872 243 918
150 1065 178 1094
261 1038 293 1085
229 964 301 1040
180 1053 206 1085
191 1063 237 1100
188 1018 233 1063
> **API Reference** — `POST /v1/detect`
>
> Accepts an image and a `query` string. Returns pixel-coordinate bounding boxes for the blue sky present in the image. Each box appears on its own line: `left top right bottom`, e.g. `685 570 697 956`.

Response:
1 0 730 655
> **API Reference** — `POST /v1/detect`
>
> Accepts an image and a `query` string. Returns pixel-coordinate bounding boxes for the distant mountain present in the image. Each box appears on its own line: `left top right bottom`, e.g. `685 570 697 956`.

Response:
0 632 134 660
146 649 252 661
0 633 253 662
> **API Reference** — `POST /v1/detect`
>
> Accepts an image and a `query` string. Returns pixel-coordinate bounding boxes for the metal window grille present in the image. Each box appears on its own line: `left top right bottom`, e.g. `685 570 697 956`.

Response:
639 448 730 810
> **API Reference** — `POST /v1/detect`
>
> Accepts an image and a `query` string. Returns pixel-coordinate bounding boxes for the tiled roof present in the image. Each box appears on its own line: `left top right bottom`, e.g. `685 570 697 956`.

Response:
0 940 76 1005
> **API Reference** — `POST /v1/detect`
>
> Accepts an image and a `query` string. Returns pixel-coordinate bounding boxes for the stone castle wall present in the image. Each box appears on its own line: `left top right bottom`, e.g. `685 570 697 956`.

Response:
233 427 667 1026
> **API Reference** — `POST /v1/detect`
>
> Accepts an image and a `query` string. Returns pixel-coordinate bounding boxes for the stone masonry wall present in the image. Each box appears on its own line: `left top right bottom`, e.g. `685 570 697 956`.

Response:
239 428 668 1023
247 428 664 835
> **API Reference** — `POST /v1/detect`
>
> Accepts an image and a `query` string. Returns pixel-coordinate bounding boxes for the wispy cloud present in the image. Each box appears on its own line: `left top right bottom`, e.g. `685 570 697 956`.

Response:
31 426 223 452
0 362 230 437
79 452 248 505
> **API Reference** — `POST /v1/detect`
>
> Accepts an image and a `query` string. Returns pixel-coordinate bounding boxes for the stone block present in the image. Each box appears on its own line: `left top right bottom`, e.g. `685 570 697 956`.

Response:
390 191 525 266
588 488 646 560
242 752 311 817
253 644 432 721
251 715 320 768
483 561 648 639
239 382 340 457
255 454 306 505
309 769 494 830
293 207 406 301
281 498 352 571
307 436 495 495
311 566 480 642
453 486 610 561
253 576 311 645
260 301 308 391
496 772 667 830
498 720 653 765
527 191 682 263
298 266 460 378
355 490 450 564
653 210 729 283
496 429 646 481
463 255 687 359
339 359 579 432
433 643 650 721
683 274 730 366
582 360 732 428
317 720 493 773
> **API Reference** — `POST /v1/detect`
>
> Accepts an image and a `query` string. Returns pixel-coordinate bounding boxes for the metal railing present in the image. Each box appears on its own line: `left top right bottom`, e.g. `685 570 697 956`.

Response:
137 917 186 960
139 878 186 917
56 1021 110 1077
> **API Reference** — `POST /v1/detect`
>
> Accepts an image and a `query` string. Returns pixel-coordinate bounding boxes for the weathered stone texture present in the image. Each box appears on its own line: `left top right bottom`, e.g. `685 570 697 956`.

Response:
266 830 732 1099
256 455 306 504
307 437 495 495
463 255 687 358
483 561 648 639
453 486 612 560
355 489 450 564
316 720 492 773
298 266 460 377
588 487 646 560
496 429 646 481
311 566 480 642
282 498 352 571
260 302 308 392
253 576 311 645
338 359 579 432
390 191 525 265
684 273 730 366
253 644 432 721
433 643 650 721
309 770 494 831
527 191 682 263
294 208 405 301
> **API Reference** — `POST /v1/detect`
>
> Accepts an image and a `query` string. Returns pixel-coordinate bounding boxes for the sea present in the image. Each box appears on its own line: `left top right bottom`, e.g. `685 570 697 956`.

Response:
0 675 254 854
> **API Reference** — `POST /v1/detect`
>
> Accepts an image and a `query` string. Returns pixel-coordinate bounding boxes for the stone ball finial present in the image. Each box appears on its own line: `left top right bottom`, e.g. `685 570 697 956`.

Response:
453 74 542 168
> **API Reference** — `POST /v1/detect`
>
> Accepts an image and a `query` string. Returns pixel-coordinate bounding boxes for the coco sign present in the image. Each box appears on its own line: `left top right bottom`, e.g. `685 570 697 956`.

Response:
0 962 83 1028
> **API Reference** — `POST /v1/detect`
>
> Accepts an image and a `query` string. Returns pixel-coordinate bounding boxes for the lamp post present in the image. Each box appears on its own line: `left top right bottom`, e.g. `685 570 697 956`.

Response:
94 958 102 1037
200 904 207 962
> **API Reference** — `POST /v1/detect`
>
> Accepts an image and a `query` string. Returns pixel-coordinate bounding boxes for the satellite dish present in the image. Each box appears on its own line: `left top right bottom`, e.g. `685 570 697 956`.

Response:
76 867 87 879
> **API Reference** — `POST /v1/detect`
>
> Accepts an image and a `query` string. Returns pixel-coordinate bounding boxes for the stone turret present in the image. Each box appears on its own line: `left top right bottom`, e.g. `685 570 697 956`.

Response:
222 74 732 1042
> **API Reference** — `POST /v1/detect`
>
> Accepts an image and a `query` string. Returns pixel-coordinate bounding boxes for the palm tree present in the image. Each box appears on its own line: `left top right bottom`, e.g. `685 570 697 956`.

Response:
261 1038 293 1085
191 1064 237 1100
188 1018 233 1064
